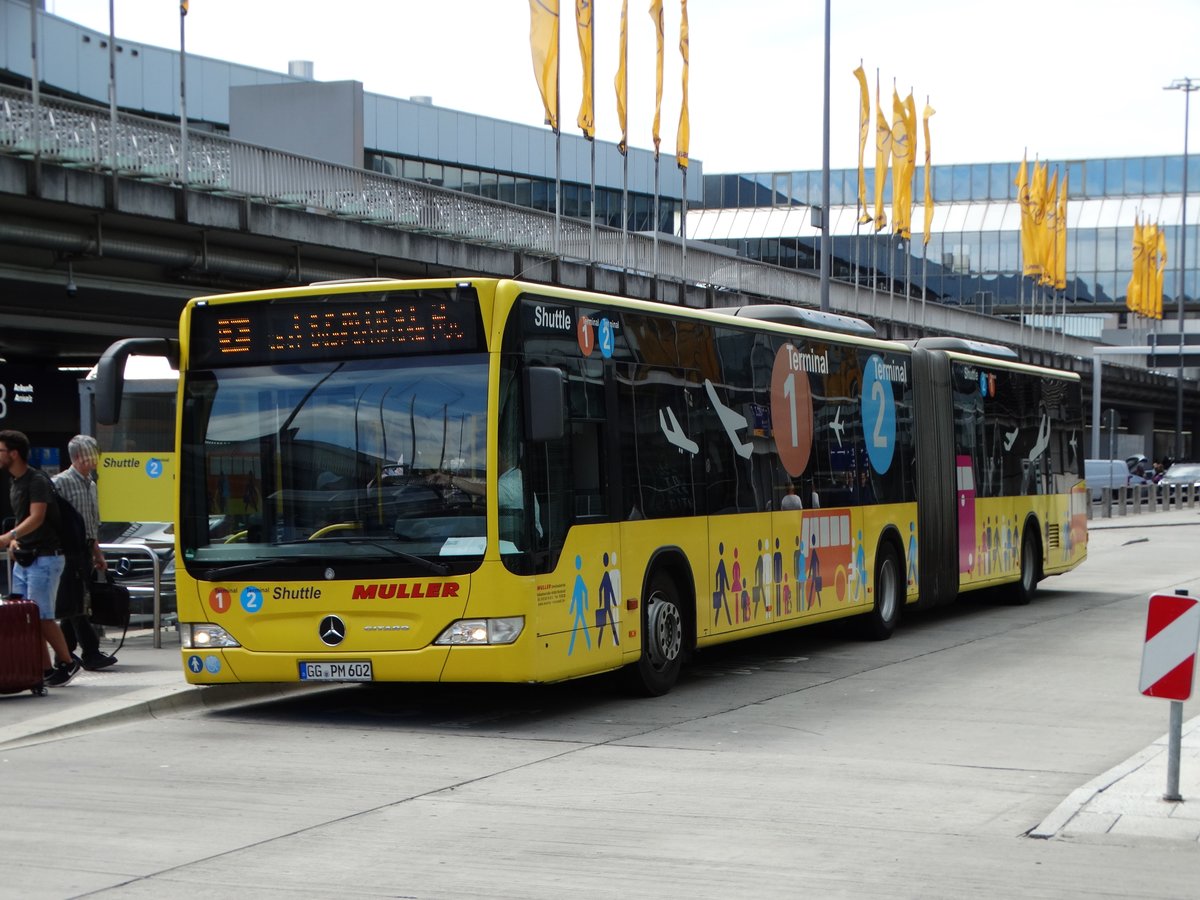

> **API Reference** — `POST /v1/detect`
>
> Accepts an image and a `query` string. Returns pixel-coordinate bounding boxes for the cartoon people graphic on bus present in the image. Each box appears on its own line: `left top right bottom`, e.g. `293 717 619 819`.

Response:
597 552 620 646
807 533 823 609
712 542 732 626
752 538 769 619
794 535 808 610
731 547 749 623
772 540 782 619
853 529 867 602
568 554 591 655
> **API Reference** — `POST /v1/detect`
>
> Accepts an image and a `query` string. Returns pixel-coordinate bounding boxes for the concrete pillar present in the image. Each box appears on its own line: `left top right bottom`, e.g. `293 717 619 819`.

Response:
1129 409 1155 461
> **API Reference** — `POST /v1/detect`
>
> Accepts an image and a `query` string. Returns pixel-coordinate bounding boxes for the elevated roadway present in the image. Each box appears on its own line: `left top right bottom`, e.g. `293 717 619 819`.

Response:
0 84 1195 441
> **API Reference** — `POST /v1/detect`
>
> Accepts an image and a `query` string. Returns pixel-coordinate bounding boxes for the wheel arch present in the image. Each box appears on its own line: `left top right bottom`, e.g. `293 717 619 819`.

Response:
877 524 907 593
642 546 697 655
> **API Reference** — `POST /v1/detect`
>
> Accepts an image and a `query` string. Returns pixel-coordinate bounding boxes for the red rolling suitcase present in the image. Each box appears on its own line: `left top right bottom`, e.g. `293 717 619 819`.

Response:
0 598 48 697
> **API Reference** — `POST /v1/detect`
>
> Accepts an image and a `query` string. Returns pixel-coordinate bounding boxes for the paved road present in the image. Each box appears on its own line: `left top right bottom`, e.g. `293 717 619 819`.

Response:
2 511 1200 898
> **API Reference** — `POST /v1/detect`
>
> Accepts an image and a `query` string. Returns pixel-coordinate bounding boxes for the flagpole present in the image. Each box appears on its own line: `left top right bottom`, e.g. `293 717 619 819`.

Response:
653 154 660 300
179 2 188 190
681 166 688 286
871 230 878 318
854 215 861 310
622 151 629 273
889 234 896 322
588 15 596 265
818 0 831 311
921 251 928 329
29 0 40 171
1018 276 1024 346
108 0 118 184
904 239 911 325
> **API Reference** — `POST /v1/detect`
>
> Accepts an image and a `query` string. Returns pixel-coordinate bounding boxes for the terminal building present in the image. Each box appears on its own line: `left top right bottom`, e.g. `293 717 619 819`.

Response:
0 0 1196 462
693 159 1199 335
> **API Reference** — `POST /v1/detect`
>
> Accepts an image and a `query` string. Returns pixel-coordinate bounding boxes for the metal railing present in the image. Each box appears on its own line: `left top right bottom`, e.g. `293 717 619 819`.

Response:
98 542 166 648
0 83 818 304
1089 483 1200 518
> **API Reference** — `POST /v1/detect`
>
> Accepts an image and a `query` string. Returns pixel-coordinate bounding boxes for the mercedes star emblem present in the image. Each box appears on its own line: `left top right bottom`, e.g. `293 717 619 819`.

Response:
318 614 346 646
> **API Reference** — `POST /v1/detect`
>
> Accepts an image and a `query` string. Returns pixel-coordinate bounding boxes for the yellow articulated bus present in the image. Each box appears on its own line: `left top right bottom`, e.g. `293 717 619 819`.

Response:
94 277 1087 695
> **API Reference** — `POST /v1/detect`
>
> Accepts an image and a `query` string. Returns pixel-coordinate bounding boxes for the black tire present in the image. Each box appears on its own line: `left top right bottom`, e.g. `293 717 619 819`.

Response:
1012 528 1041 605
624 571 685 697
861 544 901 641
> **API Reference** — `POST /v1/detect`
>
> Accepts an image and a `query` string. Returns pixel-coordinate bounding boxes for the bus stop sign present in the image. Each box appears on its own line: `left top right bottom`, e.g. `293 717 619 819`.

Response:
1139 593 1200 700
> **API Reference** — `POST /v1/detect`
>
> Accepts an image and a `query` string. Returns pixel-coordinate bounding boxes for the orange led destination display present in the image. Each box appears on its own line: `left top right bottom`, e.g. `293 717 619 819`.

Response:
191 290 484 367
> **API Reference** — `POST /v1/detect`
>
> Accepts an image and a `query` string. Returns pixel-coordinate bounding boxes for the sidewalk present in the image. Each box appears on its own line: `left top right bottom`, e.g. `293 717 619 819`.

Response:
0 626 306 749
1032 715 1200 841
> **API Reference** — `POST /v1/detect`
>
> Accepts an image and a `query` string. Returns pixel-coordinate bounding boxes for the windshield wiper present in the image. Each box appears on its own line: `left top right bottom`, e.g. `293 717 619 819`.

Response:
202 555 314 580
202 540 449 580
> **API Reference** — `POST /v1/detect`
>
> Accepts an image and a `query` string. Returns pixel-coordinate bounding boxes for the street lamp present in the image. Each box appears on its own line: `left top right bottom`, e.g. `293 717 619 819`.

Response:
1164 77 1198 462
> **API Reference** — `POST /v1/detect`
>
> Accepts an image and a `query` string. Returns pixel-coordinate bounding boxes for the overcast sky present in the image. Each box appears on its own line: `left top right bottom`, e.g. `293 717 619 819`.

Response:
44 0 1200 174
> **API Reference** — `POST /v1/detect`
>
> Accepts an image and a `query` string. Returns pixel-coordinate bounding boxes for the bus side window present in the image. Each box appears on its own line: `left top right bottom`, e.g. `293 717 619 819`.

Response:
571 421 605 518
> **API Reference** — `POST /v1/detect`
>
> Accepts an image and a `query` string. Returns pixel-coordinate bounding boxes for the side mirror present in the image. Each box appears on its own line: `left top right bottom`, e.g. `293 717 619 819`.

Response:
522 366 565 442
95 338 180 425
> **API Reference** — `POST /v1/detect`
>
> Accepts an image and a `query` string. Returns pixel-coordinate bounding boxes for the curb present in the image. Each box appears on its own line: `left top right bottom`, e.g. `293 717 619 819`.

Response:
1029 714 1200 839
0 681 331 750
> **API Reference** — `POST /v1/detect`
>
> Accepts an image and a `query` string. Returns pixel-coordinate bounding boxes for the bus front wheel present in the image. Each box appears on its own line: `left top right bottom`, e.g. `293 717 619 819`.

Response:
861 544 901 641
624 571 685 697
1012 529 1041 605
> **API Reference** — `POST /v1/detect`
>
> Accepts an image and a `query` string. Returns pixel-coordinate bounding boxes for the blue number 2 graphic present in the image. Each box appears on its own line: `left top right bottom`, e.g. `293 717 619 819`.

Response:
241 586 264 613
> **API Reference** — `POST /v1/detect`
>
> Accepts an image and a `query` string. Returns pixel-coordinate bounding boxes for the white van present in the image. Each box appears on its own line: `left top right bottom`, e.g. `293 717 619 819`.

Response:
1085 459 1135 501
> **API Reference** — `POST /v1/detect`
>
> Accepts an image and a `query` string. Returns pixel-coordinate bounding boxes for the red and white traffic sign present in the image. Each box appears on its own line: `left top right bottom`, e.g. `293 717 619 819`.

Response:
1139 593 1200 700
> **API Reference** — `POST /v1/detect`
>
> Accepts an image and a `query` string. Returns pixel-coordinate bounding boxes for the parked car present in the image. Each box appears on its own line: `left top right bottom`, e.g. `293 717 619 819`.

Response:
1084 459 1135 501
1159 462 1200 486
97 521 176 628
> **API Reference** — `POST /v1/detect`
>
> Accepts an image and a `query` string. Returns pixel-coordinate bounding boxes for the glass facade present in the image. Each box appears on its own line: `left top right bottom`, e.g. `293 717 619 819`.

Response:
694 155 1200 309
367 151 679 234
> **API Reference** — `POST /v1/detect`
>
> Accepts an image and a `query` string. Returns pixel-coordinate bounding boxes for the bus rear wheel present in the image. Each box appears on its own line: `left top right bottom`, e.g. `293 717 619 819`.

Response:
861 544 901 641
1012 528 1041 605
624 571 685 697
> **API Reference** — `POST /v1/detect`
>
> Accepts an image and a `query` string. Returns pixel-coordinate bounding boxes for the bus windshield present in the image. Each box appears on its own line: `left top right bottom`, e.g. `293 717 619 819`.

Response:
179 354 489 569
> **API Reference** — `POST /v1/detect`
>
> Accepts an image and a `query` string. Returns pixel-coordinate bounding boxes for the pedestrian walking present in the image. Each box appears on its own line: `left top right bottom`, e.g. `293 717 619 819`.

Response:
0 429 81 687
54 435 116 671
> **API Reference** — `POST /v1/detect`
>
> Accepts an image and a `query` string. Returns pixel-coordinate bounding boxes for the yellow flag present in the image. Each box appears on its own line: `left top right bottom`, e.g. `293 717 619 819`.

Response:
900 92 917 239
922 103 935 245
889 91 916 239
1127 217 1143 314
615 0 628 154
1155 224 1168 319
853 66 871 224
1029 161 1048 278
529 0 560 131
676 0 689 169
650 0 664 156
1040 169 1058 287
1054 172 1068 291
873 74 891 232
575 0 594 138
1141 222 1157 318
1016 157 1035 276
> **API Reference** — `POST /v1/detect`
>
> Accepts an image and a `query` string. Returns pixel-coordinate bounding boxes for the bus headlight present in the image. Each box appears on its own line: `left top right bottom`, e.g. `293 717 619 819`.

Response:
180 623 241 649
434 616 524 645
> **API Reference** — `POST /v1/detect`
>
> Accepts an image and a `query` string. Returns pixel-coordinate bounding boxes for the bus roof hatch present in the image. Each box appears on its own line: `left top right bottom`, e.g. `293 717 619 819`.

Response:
711 304 876 338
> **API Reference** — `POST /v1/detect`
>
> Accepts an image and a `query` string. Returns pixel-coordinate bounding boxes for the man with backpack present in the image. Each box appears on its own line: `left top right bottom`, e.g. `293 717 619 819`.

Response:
0 429 81 687
53 435 116 671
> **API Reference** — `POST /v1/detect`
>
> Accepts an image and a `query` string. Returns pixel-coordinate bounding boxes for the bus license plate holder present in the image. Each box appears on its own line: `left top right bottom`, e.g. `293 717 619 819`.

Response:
299 661 373 682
